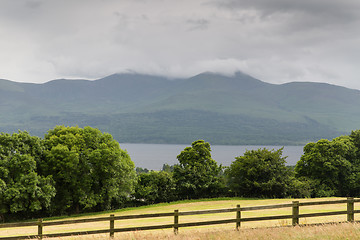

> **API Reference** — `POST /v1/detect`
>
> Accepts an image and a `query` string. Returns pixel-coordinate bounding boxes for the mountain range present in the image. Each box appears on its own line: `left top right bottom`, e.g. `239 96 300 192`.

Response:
1 71 359 145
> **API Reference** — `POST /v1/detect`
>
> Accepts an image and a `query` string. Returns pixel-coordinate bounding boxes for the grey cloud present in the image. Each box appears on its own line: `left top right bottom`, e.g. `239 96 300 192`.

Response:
216 0 360 17
25 0 43 9
187 19 210 31
215 0 360 28
0 0 360 90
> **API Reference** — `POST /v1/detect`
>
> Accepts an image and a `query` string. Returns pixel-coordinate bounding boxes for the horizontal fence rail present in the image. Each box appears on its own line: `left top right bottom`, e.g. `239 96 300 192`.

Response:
1 197 359 239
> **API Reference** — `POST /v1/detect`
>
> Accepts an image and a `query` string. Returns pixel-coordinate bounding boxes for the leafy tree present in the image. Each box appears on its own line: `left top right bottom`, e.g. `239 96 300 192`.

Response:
350 130 360 162
226 148 292 198
136 167 150 174
40 126 136 214
134 171 176 204
173 140 225 199
161 163 174 173
0 131 55 220
350 130 360 148
349 130 360 195
295 136 356 197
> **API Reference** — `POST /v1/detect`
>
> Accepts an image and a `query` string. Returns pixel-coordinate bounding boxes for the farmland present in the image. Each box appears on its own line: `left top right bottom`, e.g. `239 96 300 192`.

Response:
1 198 359 239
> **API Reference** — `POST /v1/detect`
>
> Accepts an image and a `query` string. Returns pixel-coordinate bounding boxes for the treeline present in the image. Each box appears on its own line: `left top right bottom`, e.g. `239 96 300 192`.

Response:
1 126 360 222
133 130 360 203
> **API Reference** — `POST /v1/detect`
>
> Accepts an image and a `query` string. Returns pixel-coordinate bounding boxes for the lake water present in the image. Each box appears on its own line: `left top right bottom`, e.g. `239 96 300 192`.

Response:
120 143 304 170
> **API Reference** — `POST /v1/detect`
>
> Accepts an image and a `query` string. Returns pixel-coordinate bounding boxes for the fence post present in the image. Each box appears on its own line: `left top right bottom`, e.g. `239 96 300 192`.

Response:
292 201 299 226
347 197 354 222
38 218 43 240
110 214 115 238
174 209 179 235
236 204 241 231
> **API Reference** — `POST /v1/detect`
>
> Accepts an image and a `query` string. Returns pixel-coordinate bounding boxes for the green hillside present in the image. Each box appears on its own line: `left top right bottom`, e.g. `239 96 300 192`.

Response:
1 72 359 144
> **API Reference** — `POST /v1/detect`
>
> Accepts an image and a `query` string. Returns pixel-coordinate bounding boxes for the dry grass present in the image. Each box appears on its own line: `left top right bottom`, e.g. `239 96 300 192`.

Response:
1 198 359 239
47 222 360 240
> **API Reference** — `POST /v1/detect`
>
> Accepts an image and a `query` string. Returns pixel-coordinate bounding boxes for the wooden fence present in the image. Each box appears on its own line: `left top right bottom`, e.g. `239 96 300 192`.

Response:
0 197 359 239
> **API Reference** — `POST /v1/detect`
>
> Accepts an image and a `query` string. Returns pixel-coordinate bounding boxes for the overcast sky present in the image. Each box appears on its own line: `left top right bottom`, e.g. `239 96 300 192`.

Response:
1 0 360 89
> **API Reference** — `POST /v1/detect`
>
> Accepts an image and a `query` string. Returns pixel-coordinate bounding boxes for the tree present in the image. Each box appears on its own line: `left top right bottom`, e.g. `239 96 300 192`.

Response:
173 140 225 199
226 148 292 198
134 171 176 204
349 130 360 195
39 126 136 214
0 131 55 220
136 167 150 174
350 130 360 163
161 163 174 173
295 136 356 197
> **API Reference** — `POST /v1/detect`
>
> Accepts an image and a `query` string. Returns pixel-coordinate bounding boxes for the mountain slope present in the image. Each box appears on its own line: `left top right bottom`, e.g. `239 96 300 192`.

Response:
0 72 359 144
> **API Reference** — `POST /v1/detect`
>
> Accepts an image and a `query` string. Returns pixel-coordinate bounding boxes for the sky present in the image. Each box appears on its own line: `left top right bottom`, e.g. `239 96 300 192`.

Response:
1 0 360 90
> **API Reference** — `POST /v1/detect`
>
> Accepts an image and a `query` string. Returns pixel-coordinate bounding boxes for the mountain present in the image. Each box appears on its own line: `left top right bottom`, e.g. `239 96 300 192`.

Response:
1 72 359 145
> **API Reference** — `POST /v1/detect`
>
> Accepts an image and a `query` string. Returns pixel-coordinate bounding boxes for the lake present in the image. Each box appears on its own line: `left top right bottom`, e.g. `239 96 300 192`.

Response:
120 143 304 170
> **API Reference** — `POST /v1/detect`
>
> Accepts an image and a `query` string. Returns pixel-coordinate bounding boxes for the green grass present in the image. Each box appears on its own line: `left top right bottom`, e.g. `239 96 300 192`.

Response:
38 197 255 221
0 197 357 239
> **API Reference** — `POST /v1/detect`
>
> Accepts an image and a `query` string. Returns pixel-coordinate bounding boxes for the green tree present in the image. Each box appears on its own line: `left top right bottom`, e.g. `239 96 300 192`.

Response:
0 131 55 220
350 130 360 162
40 126 136 214
350 130 360 149
295 136 356 197
134 171 176 204
173 140 225 199
226 148 292 198
161 163 174 173
136 167 150 174
349 130 360 195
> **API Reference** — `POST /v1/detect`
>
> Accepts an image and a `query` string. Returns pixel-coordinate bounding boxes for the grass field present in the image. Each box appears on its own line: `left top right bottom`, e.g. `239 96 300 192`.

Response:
1 197 359 239
61 222 360 240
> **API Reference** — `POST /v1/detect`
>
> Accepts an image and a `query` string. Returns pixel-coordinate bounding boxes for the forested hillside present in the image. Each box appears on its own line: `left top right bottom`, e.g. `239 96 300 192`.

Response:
1 72 359 144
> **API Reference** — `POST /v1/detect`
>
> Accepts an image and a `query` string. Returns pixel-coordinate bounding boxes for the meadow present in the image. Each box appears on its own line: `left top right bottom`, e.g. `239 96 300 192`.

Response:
1 197 359 239
69 222 360 240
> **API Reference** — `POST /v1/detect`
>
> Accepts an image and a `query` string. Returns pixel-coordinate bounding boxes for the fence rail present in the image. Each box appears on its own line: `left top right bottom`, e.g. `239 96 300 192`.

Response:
1 197 359 239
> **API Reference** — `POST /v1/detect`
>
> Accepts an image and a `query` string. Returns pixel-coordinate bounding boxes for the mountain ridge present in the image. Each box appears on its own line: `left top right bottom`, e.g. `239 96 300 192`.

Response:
1 72 359 145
